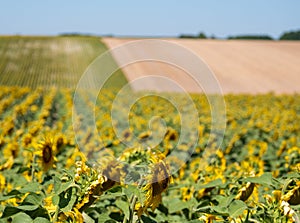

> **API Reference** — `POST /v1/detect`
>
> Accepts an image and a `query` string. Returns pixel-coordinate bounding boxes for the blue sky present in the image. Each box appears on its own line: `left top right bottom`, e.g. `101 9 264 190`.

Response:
1 0 299 38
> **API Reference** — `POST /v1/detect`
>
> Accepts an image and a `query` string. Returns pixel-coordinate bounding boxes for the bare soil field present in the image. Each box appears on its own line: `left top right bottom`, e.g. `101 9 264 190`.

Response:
103 38 300 94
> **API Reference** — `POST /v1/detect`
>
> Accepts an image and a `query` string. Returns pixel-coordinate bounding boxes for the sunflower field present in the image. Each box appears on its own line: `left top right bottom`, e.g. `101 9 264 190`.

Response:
0 84 300 223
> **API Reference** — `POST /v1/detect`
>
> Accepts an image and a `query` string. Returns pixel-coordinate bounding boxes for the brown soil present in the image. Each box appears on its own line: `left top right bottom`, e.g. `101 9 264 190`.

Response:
103 38 300 94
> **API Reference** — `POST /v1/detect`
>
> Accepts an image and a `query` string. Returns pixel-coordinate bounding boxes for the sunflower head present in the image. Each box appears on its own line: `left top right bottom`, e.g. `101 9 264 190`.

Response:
37 136 56 172
101 160 125 190
22 133 33 147
136 150 171 215
143 160 171 210
235 182 255 201
54 133 67 151
282 180 300 205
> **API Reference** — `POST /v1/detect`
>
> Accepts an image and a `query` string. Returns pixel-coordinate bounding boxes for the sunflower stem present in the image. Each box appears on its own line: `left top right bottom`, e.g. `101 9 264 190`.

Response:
124 179 145 223
53 204 59 223
128 195 138 223
31 154 36 182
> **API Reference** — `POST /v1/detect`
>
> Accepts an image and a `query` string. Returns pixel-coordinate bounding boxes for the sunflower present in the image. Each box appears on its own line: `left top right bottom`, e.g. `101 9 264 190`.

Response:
282 180 300 205
54 133 67 152
122 129 132 141
141 160 171 213
36 137 56 172
235 182 255 201
22 133 33 148
164 127 178 141
199 214 223 223
3 141 19 159
119 148 171 215
101 160 124 190
181 186 194 201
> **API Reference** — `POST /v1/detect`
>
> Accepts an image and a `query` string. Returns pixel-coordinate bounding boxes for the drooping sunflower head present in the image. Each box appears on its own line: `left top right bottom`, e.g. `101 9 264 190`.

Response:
282 179 300 205
36 136 56 172
235 182 255 201
138 152 171 214
101 160 125 190
54 133 67 152
145 160 171 205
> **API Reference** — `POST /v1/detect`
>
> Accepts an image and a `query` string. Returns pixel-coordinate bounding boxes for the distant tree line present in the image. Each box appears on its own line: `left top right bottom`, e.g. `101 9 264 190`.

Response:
279 30 300 40
179 32 207 39
178 29 300 40
59 33 114 38
228 35 273 40
59 33 94 37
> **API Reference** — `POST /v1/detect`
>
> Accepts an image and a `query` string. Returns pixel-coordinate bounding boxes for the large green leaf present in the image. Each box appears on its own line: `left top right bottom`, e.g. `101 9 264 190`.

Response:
22 193 43 206
19 182 40 193
115 200 130 221
210 205 229 216
228 200 247 218
59 187 77 212
167 198 189 213
32 217 51 223
1 207 20 219
213 195 235 207
12 212 32 223
16 205 39 211
242 172 274 186
196 179 223 189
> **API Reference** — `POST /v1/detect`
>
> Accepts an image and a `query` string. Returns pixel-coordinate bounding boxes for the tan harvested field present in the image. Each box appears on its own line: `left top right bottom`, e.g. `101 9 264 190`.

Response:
103 38 300 94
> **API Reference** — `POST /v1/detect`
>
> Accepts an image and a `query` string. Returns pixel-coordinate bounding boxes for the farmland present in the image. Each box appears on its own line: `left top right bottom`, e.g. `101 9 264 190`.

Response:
103 38 300 94
0 36 300 223
0 36 127 89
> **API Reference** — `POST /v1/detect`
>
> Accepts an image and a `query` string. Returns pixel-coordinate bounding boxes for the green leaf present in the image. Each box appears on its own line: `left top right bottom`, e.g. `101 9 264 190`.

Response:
17 205 39 211
141 215 157 223
12 212 32 223
123 185 144 204
167 198 189 213
115 200 130 221
228 200 247 218
59 187 77 212
196 179 223 189
82 212 95 223
52 195 60 206
1 206 20 218
0 194 20 202
17 166 31 174
123 185 139 200
13 175 29 188
56 181 73 194
98 192 123 200
33 217 51 223
22 193 43 206
210 205 229 216
97 213 111 222
25 207 49 220
213 195 235 207
242 172 274 186
19 182 40 193
185 197 198 210
53 177 61 193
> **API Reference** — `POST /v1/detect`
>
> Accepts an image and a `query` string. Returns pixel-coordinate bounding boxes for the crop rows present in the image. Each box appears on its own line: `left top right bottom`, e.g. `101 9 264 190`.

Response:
0 37 127 89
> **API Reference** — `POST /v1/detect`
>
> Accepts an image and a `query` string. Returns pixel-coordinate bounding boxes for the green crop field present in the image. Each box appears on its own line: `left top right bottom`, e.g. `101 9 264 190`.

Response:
0 36 127 89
